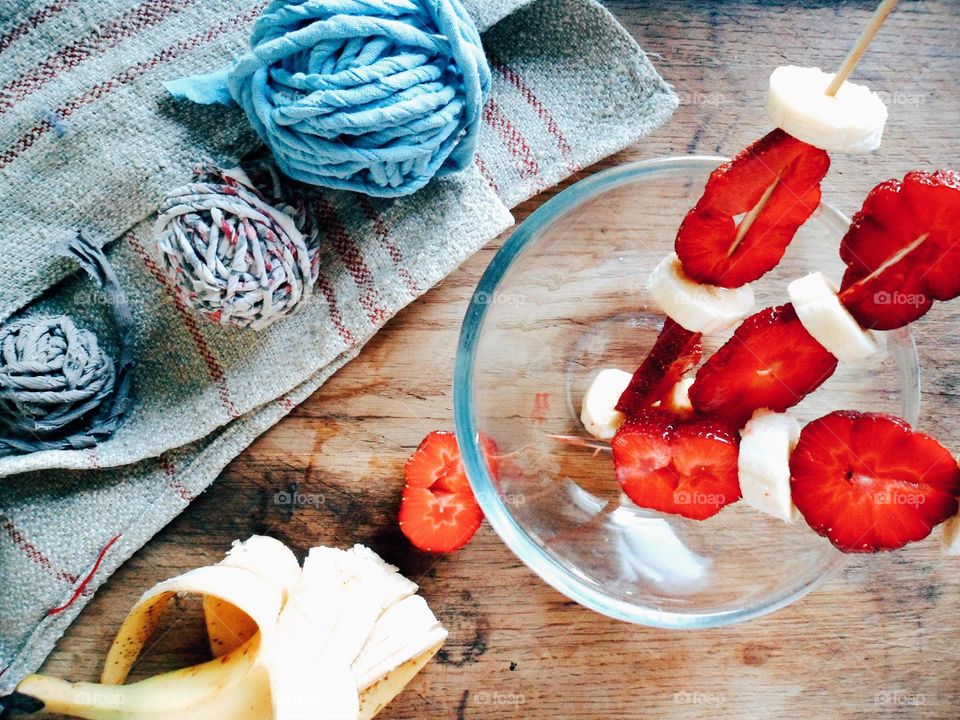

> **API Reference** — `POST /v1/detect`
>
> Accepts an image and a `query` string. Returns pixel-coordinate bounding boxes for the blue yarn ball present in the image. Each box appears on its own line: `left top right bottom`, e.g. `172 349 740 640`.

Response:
168 0 491 197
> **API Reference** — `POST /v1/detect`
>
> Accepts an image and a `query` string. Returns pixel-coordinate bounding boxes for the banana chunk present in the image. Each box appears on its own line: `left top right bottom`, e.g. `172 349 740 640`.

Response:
661 377 695 419
581 368 632 440
739 409 802 523
648 253 755 334
942 514 960 556
788 271 882 363
766 65 888 153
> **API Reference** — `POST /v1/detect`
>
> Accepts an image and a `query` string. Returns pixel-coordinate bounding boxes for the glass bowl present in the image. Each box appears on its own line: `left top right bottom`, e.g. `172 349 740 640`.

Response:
454 156 921 628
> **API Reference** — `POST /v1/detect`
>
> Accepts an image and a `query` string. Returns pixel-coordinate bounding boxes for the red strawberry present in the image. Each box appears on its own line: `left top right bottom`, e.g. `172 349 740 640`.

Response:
689 304 838 428
612 411 741 520
676 129 830 288
403 430 498 495
399 486 484 553
399 431 498 552
839 170 960 330
616 318 702 417
790 411 960 552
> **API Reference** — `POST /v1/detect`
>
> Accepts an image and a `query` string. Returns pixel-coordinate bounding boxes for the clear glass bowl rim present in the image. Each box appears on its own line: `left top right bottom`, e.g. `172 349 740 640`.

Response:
453 155 853 629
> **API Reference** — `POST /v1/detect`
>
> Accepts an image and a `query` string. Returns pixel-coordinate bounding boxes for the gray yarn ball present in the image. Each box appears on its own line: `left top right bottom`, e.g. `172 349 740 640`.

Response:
0 315 116 439
155 168 317 330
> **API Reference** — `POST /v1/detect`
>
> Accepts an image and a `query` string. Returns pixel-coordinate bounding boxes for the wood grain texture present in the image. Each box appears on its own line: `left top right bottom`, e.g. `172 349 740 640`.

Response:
38 1 960 718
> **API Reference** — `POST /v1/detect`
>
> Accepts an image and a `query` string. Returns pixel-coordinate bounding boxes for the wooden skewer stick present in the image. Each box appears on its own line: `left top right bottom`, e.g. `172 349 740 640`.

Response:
825 0 900 96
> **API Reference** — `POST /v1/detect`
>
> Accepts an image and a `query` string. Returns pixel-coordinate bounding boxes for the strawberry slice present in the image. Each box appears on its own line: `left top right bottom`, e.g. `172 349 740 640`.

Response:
689 304 838 427
399 431 498 552
676 129 830 288
612 411 741 520
790 411 960 552
838 170 960 330
616 318 702 417
399 486 484 553
403 430 498 495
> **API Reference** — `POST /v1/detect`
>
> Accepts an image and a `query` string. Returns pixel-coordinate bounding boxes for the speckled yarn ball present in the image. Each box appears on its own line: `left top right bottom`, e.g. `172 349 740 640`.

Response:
155 169 316 330
0 315 116 439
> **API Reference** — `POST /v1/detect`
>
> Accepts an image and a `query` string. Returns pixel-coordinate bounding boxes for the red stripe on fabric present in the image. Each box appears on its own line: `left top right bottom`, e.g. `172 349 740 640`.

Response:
0 0 195 115
488 55 577 173
127 233 240 419
357 196 419 297
312 197 387 325
47 533 121 615
482 98 540 180
1 516 78 584
474 154 500 196
278 397 294 411
162 456 195 502
316 273 355 345
0 0 74 56
0 3 266 170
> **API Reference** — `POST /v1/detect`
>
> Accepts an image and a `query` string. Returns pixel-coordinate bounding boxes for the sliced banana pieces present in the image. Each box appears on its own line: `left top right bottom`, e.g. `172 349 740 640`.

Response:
14 536 445 720
766 65 888 154
738 409 802 523
649 253 755 335
580 368 632 440
788 271 881 363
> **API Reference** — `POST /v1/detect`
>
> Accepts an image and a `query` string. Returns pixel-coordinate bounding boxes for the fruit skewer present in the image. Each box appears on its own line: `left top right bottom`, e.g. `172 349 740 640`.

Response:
583 0 960 554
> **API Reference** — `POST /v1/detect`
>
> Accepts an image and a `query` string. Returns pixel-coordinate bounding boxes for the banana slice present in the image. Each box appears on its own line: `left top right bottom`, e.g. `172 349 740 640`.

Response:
766 65 888 153
580 368 632 440
942 514 960 556
738 409 802 523
788 271 882 363
661 377 695 419
648 253 755 334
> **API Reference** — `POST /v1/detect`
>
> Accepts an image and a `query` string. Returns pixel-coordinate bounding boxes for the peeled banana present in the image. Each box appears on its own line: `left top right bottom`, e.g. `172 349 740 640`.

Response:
6 536 446 720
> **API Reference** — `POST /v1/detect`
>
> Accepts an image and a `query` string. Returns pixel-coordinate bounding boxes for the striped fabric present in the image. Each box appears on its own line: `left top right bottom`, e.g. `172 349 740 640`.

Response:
0 0 676 691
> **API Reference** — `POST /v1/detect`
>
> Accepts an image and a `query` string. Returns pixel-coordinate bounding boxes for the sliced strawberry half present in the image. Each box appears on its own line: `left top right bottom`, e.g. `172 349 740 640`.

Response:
790 411 960 552
400 431 498 552
612 411 741 520
839 170 960 330
676 129 830 288
403 430 499 495
399 485 484 553
616 318 702 417
689 304 838 428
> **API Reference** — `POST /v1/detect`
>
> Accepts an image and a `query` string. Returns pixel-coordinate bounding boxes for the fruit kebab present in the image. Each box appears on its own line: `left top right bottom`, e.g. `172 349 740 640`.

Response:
582 0 902 444
571 0 960 554
616 171 960 536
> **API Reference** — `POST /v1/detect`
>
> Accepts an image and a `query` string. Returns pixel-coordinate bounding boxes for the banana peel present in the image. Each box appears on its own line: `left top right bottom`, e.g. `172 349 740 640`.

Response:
3 537 446 720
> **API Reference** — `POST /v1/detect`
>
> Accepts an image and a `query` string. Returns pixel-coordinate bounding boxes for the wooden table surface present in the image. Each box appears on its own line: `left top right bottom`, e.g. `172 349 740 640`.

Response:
40 1 960 718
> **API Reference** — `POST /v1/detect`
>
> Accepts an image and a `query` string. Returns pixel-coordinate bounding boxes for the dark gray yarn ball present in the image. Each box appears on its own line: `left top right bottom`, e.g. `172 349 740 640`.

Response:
0 315 116 439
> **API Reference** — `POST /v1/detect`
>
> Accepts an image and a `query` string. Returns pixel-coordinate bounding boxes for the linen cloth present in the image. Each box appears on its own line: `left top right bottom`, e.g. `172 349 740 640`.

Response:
0 0 676 692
